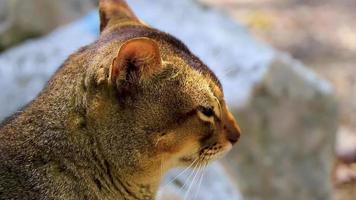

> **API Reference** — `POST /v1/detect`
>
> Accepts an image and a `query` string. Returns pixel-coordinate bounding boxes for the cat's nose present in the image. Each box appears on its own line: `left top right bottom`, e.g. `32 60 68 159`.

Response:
224 112 241 145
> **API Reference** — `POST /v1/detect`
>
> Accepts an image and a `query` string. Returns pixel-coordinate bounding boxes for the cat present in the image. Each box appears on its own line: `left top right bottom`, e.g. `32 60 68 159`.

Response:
0 0 241 199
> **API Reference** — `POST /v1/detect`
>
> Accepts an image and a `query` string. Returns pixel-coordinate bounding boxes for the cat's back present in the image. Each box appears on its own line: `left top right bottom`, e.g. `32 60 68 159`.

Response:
0 119 37 199
0 162 37 200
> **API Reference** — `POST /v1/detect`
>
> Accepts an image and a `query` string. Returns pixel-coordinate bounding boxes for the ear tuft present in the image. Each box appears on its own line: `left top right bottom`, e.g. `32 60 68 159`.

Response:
99 0 140 33
109 38 162 86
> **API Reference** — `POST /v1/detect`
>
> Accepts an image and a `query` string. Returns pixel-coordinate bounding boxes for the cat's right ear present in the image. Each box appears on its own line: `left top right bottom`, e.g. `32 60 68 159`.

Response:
109 37 163 88
99 0 140 33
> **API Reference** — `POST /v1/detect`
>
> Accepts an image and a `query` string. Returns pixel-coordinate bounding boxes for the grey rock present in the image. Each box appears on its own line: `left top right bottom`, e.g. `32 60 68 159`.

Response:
334 188 356 200
333 160 356 200
333 126 356 200
0 15 98 121
0 0 338 200
223 55 338 200
0 0 96 50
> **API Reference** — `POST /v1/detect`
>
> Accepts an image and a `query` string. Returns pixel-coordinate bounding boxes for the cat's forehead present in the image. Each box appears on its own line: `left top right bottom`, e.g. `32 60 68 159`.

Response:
100 26 223 91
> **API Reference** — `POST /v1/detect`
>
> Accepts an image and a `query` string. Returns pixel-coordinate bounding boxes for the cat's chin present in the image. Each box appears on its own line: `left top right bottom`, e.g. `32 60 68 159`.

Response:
199 142 232 162
178 142 233 167
179 155 197 164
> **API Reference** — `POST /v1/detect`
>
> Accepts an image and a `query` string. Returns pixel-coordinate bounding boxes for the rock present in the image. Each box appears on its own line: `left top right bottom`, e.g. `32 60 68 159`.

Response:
332 126 356 200
335 126 356 165
333 161 356 200
157 186 183 200
223 55 338 200
0 14 99 121
0 0 96 50
0 0 338 199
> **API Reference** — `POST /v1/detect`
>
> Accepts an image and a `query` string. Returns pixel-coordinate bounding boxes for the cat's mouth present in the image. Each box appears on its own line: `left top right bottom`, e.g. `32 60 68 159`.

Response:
180 156 195 163
179 142 232 165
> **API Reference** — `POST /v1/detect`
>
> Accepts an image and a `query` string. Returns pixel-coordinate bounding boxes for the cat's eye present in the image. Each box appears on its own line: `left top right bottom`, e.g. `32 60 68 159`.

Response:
197 106 216 123
200 107 215 118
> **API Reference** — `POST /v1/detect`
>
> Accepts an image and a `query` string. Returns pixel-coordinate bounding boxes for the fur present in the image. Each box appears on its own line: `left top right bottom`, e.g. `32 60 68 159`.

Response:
0 0 241 199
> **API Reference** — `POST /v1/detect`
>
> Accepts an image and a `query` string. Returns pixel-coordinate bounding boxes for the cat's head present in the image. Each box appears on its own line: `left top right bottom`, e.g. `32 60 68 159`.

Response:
84 0 240 176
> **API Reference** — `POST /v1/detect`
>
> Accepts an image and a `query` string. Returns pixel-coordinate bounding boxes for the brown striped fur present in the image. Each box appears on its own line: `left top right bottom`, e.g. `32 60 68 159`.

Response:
0 0 240 199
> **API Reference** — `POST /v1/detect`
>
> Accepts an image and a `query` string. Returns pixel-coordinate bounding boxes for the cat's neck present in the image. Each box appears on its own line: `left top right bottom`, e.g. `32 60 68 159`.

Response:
71 123 161 200
0 102 161 200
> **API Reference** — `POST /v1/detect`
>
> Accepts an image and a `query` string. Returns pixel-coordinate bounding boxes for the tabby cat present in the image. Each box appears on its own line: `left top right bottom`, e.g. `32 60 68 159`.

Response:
0 0 241 199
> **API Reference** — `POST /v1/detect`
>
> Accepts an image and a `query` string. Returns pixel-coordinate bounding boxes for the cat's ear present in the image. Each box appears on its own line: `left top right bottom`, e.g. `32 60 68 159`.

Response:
99 0 140 33
109 37 162 87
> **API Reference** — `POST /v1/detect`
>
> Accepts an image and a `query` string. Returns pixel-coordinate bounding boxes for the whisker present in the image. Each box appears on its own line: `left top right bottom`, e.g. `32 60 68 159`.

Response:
190 163 204 200
184 161 203 200
193 161 208 200
160 157 163 180
162 157 200 188
179 159 201 193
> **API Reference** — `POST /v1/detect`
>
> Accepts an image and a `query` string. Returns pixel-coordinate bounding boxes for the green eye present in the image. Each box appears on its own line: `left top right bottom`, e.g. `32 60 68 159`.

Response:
200 107 214 117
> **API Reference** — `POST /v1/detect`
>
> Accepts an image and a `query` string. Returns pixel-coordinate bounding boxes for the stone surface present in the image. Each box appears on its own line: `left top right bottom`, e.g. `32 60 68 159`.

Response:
0 14 98 121
223 54 338 200
0 0 96 50
0 0 338 200
333 161 356 200
333 126 356 200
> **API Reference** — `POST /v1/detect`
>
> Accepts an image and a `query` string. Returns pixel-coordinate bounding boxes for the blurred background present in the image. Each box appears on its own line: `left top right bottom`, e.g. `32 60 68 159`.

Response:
0 0 355 199
200 0 356 135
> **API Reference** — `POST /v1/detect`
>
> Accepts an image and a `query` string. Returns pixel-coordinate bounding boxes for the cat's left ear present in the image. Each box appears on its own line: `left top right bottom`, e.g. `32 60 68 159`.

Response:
99 0 140 33
109 37 162 87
